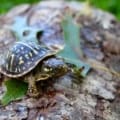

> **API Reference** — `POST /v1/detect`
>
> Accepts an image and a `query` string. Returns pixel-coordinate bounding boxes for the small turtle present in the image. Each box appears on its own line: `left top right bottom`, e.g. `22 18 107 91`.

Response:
0 39 68 97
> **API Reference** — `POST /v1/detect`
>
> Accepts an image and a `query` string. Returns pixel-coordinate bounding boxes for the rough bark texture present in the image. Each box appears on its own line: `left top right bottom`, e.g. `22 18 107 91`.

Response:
0 1 120 120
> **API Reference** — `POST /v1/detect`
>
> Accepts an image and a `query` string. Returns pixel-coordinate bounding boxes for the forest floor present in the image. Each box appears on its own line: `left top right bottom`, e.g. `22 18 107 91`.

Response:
0 1 120 120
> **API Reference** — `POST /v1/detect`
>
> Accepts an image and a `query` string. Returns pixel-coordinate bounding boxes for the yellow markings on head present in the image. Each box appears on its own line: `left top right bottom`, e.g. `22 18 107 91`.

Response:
44 67 52 72
19 56 24 65
44 68 50 72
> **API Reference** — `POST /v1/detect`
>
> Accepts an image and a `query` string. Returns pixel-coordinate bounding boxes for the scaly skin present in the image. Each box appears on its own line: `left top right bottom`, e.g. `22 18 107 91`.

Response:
25 57 68 97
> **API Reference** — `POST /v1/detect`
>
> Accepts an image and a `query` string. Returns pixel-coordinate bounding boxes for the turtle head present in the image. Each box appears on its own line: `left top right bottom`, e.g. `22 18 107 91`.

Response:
40 57 68 78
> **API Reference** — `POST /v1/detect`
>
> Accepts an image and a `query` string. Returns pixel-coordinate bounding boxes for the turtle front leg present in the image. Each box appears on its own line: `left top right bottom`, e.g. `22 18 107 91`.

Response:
27 74 39 97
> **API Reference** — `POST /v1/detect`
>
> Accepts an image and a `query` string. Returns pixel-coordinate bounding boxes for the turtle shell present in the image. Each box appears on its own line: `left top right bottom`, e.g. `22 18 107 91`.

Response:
0 41 56 78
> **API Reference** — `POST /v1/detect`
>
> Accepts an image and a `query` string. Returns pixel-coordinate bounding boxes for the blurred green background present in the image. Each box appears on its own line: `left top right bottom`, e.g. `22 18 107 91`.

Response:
0 0 119 20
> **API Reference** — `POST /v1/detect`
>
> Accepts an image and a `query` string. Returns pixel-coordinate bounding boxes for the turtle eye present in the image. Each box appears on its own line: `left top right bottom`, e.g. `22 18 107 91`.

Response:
44 67 49 72
43 67 52 72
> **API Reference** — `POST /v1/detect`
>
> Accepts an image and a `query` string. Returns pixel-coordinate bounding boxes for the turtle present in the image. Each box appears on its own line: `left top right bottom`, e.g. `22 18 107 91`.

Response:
0 33 68 97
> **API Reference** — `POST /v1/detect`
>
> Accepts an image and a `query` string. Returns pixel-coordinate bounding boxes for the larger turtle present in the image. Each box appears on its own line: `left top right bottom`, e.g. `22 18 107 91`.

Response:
0 28 68 97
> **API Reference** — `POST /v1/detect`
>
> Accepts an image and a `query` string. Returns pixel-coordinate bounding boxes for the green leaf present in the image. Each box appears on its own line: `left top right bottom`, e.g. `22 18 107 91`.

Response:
1 79 28 105
60 15 83 58
58 15 90 77
10 16 43 43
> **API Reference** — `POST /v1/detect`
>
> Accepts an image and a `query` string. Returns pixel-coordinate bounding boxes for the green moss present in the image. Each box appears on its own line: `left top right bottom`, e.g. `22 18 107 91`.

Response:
0 0 119 20
69 0 120 20
0 0 39 14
